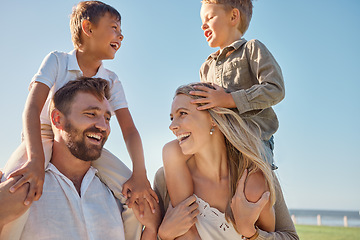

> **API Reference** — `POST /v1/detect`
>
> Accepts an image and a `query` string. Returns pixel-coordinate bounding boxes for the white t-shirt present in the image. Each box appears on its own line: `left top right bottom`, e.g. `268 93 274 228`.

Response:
32 50 128 126
20 163 125 240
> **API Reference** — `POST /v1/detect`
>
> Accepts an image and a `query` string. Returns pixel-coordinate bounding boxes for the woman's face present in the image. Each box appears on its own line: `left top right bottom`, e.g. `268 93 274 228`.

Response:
169 94 213 155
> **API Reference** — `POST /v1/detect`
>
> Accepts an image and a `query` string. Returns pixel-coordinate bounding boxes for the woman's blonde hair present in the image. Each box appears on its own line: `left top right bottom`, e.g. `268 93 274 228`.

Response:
174 82 275 229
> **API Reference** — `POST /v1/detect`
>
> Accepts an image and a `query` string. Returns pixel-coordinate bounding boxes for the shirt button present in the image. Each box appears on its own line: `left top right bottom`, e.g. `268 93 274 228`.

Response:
218 61 222 65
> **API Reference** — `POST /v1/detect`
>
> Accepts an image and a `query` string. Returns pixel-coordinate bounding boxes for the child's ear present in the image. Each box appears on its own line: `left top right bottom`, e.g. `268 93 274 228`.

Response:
230 8 240 24
51 109 65 130
82 19 93 37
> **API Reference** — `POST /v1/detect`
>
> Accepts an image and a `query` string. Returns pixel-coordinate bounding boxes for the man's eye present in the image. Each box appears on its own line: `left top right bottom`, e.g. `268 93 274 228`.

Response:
170 117 173 121
112 26 117 30
85 112 95 117
180 111 187 116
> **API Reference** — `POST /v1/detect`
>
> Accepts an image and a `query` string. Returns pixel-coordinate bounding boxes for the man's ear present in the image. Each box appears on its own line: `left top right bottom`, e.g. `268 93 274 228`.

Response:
51 109 65 130
81 19 93 37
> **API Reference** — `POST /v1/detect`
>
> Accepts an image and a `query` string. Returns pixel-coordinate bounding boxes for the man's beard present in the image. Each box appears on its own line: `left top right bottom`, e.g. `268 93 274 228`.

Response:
64 121 107 162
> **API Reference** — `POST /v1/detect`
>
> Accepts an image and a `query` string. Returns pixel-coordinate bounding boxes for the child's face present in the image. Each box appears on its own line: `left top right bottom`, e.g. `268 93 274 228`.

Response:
200 3 236 49
89 12 124 60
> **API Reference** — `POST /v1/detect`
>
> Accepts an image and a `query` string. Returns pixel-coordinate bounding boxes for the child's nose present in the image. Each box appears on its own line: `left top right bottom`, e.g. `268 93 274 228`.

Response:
201 23 208 30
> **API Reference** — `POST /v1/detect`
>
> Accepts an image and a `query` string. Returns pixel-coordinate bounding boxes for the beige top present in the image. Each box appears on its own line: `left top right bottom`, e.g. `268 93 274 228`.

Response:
200 39 285 141
154 167 299 240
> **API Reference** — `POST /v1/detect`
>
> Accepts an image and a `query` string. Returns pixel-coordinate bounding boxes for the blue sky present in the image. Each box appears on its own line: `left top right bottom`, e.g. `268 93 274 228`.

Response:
0 0 359 211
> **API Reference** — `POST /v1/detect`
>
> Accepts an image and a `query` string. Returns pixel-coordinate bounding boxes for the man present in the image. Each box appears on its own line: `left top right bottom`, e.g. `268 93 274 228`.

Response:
0 77 160 239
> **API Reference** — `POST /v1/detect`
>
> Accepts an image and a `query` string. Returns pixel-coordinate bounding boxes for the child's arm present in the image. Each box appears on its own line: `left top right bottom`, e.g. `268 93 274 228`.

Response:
162 140 193 207
231 169 272 238
115 108 159 214
245 170 275 232
8 82 50 205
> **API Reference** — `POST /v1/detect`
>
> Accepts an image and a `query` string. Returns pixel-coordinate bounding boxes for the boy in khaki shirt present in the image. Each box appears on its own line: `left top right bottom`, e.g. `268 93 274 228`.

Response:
164 0 285 237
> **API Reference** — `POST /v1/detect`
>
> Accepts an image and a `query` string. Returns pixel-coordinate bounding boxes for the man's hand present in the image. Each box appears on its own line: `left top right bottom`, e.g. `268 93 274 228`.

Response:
0 171 30 227
189 83 236 110
230 169 270 238
8 159 45 205
122 173 159 217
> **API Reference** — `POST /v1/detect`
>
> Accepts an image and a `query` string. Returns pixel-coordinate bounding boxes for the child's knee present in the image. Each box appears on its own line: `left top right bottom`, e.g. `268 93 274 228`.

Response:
244 171 268 203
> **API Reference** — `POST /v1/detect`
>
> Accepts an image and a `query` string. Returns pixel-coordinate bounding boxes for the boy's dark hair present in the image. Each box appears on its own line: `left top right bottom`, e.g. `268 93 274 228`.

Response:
52 77 110 116
202 0 253 35
70 1 121 49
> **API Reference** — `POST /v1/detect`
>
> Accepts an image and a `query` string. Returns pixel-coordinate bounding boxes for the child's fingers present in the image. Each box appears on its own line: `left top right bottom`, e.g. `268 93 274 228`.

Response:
121 184 130 198
192 85 214 91
9 176 29 193
189 90 209 97
149 188 159 203
138 199 145 218
33 187 43 201
144 194 157 213
197 103 214 111
24 185 38 205
8 168 26 179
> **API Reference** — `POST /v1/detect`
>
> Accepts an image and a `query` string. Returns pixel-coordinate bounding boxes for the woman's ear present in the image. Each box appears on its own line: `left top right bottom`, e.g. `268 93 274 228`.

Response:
81 19 93 37
51 109 64 130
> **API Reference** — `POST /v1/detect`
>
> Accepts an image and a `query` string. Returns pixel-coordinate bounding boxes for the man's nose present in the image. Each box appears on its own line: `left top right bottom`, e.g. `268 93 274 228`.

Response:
95 117 109 132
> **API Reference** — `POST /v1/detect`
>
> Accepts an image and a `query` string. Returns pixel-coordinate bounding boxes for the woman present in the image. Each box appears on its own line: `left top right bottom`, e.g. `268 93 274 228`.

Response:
154 83 298 239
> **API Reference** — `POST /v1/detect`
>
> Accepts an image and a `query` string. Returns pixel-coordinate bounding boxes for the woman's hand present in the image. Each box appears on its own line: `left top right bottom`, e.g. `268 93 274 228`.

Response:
231 169 270 238
158 195 199 240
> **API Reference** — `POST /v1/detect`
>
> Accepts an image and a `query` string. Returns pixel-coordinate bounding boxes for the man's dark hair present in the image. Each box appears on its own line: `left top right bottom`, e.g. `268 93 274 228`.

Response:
52 77 110 116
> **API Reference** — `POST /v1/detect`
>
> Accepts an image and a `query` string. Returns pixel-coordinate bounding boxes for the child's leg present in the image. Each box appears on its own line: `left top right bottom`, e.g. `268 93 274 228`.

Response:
91 148 142 240
244 171 275 232
2 126 53 179
162 140 193 207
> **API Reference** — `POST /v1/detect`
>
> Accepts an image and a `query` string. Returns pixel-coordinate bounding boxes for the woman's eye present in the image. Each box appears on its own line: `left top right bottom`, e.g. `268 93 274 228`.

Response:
179 111 187 116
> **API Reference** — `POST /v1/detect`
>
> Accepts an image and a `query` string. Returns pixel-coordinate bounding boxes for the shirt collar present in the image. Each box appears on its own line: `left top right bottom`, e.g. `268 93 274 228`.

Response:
68 49 81 72
67 49 108 79
207 38 247 60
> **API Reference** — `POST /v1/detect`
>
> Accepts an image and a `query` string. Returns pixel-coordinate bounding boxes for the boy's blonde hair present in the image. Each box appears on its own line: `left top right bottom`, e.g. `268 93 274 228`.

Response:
70 1 121 49
202 0 253 35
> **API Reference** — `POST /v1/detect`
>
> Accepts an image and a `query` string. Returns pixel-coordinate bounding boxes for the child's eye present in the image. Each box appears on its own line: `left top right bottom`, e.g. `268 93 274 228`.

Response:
170 116 173 121
84 112 95 117
112 26 117 30
179 111 187 116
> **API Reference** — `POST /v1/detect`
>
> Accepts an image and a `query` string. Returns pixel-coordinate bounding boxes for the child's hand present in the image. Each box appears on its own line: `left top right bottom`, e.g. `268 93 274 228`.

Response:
132 199 161 236
122 173 159 217
189 83 236 110
8 159 45 205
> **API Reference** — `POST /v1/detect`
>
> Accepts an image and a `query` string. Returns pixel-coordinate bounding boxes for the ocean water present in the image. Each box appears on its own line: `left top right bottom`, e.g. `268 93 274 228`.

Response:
289 209 360 227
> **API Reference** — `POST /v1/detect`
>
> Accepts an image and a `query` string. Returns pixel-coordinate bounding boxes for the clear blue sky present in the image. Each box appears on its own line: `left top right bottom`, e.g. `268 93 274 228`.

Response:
0 0 359 211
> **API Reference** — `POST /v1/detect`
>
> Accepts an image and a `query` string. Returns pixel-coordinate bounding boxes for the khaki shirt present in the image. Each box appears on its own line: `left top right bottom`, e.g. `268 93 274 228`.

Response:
200 39 285 140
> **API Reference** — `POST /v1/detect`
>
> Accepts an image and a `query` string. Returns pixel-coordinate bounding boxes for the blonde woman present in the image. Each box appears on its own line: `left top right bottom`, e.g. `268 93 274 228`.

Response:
155 83 298 240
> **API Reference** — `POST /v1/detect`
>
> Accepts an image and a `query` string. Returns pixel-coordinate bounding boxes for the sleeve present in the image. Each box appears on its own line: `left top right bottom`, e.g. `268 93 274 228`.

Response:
153 167 170 219
30 52 59 90
231 40 285 114
108 74 128 112
255 176 299 240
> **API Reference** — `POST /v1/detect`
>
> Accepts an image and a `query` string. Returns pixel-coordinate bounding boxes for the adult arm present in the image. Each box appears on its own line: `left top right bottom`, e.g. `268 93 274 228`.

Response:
256 175 299 239
0 173 30 232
